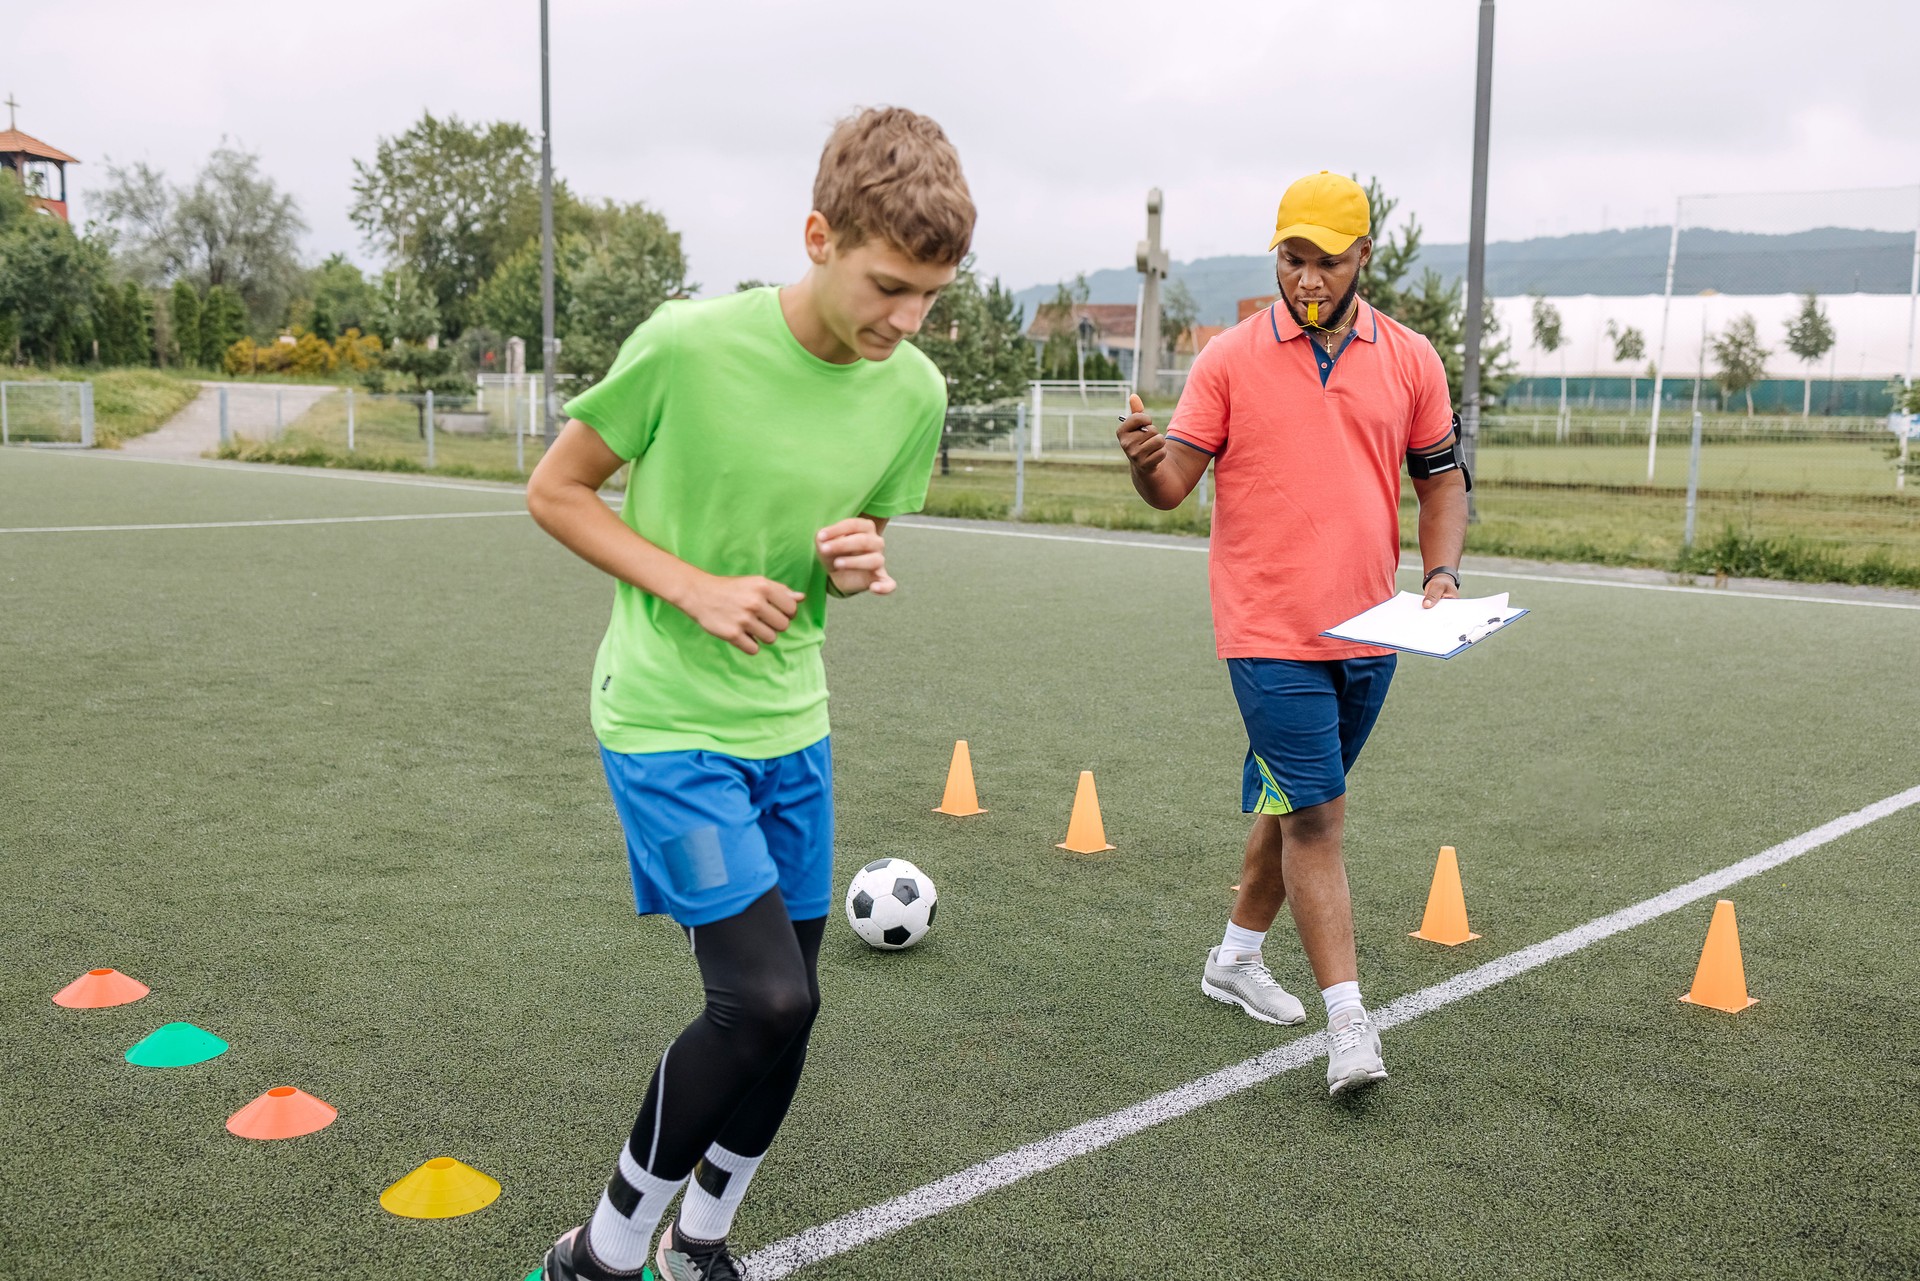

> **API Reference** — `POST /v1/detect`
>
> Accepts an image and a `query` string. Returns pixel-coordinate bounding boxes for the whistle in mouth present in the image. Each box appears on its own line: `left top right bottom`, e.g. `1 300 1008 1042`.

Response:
1306 301 1320 325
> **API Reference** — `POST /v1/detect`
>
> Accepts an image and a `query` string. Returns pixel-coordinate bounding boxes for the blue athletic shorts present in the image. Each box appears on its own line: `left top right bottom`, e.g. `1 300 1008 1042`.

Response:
1228 656 1396 815
598 738 834 927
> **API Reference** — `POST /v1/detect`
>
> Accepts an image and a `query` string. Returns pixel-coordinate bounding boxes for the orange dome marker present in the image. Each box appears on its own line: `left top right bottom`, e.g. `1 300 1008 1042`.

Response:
380 1156 502 1219
1410 846 1480 946
227 1086 338 1140
933 740 986 816
1056 771 1115 854
1680 899 1757 1013
53 968 150 1009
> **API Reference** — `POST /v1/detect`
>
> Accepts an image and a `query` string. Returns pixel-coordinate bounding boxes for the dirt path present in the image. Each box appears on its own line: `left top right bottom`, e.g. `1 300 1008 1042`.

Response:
121 382 336 460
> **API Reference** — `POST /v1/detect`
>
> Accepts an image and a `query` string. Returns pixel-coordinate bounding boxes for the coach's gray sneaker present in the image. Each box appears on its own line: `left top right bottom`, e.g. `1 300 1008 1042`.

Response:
1201 947 1307 1026
1325 1007 1388 1096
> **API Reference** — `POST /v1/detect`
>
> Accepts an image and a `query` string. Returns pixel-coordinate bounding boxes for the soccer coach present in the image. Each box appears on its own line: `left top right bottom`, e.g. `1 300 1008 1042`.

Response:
1117 170 1470 1097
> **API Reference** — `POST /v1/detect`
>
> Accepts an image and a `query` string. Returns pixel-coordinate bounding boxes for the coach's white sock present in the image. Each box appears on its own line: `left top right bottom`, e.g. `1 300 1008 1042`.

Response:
586 1145 686 1273
674 1143 765 1243
1219 921 1266 961
1321 980 1364 1021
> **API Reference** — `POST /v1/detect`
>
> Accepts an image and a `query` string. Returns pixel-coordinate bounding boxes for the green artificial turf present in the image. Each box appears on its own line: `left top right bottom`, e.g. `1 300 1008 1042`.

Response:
2 448 1916 1279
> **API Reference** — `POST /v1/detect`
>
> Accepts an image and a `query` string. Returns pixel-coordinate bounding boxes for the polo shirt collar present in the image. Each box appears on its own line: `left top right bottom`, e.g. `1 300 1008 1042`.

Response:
1268 297 1380 344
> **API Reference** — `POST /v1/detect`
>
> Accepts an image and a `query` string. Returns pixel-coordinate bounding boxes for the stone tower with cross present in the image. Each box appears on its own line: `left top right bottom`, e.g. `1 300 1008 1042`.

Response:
1134 188 1169 395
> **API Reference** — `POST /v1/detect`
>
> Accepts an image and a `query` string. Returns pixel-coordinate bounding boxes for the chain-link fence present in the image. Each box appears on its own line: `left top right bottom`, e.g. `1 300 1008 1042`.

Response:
0 380 93 447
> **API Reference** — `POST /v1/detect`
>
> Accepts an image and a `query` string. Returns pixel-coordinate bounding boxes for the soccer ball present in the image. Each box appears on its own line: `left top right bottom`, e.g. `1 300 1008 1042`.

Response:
844 858 938 950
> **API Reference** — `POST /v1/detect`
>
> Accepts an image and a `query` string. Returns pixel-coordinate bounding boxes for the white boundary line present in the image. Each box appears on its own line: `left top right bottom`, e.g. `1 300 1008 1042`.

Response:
746 782 1920 1278
25 447 535 496
0 511 527 535
887 519 1920 613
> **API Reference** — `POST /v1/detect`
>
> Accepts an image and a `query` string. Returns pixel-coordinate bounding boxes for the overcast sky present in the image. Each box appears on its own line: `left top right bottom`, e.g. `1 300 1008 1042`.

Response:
18 1 1920 298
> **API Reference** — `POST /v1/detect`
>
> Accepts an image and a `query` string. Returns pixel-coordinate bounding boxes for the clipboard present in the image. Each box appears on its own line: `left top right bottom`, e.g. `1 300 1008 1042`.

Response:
1321 591 1529 660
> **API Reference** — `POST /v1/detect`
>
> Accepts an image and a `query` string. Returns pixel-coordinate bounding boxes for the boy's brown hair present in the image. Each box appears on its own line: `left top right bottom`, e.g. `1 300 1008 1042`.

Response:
812 107 975 267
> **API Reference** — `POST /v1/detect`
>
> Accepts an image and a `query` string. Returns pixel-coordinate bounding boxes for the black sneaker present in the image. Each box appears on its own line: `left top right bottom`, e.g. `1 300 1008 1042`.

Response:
654 1224 745 1281
541 1225 651 1281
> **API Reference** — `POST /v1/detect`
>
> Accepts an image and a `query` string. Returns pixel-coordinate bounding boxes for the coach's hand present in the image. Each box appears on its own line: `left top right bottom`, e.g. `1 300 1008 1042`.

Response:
817 517 896 598
681 573 805 655
1116 393 1163 472
1421 573 1462 609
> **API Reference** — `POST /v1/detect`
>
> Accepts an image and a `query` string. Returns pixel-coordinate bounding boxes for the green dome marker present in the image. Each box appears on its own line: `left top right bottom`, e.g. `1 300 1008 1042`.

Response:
126 1021 228 1067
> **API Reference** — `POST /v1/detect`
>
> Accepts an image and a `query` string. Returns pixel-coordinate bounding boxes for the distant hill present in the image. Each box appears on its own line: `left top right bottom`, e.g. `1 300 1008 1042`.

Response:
1010 227 1915 327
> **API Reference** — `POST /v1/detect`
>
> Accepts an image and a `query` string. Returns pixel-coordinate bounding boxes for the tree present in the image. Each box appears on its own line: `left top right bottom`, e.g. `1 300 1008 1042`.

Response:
1396 269 1515 409
559 201 692 385
372 265 441 346
908 257 1034 406
1034 277 1093 383
476 236 575 362
199 285 249 368
306 254 380 341
168 280 203 367
351 113 579 338
1530 295 1568 432
1352 178 1423 315
1607 320 1646 413
1160 278 1200 361
1712 313 1768 417
734 279 772 292
96 146 305 334
0 173 106 363
1782 292 1835 418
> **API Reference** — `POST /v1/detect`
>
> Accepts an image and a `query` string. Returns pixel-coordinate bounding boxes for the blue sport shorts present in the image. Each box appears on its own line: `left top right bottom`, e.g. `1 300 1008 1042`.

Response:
598 737 834 927
1228 656 1396 815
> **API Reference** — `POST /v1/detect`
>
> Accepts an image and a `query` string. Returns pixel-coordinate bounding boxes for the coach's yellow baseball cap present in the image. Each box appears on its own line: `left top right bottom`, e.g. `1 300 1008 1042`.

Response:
1268 170 1371 253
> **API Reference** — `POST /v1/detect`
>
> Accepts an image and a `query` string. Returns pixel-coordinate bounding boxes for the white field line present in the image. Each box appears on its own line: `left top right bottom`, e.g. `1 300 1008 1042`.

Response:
887 519 1920 613
0 510 527 535
745 783 1920 1279
39 448 534 496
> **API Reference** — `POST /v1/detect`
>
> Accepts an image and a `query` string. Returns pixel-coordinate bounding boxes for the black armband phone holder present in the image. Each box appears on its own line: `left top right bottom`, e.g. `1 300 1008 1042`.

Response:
1408 424 1472 491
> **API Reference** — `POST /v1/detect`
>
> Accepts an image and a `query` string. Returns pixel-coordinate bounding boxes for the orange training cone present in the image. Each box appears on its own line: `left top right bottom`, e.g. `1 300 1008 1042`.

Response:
380 1157 502 1218
1680 899 1757 1013
933 739 986 816
227 1086 339 1140
1410 846 1479 946
1056 771 1115 854
53 968 150 1009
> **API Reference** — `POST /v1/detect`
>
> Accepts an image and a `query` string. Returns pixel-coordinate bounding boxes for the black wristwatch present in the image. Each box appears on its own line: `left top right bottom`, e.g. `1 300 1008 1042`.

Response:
1422 566 1461 590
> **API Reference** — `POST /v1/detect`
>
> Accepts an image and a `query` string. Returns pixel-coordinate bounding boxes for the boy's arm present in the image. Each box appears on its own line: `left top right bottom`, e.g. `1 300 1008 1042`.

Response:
527 419 804 655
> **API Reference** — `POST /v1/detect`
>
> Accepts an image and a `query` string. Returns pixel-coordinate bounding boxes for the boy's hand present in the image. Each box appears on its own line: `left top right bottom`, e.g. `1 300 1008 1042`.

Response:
680 573 805 655
817 518 895 597
1116 393 1163 473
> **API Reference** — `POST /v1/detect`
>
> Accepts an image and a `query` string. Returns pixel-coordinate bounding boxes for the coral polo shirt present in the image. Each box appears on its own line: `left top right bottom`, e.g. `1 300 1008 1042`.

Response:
1166 298 1454 661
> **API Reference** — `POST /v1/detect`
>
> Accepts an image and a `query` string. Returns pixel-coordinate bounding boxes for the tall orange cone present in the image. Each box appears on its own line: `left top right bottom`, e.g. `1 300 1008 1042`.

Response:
227 1086 339 1140
53 968 150 1008
1056 771 1115 854
933 740 986 816
1680 899 1757 1013
1410 846 1479 945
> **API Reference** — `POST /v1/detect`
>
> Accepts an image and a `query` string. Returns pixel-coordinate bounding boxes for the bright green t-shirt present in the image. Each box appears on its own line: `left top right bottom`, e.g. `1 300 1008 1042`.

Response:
562 286 946 758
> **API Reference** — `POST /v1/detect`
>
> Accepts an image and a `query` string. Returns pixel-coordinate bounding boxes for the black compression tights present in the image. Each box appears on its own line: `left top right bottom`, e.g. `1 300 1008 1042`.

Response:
624 889 825 1181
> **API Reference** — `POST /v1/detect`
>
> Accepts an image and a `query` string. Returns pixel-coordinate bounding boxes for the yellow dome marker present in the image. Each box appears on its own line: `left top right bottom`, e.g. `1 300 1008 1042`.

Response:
379 1157 502 1219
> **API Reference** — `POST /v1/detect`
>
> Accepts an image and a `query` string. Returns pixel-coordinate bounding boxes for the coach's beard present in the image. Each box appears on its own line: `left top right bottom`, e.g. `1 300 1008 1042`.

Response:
1283 275 1359 334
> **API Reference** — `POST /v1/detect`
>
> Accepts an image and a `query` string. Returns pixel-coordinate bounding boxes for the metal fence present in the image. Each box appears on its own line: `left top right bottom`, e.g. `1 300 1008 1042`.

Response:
0 380 93 447
215 383 552 474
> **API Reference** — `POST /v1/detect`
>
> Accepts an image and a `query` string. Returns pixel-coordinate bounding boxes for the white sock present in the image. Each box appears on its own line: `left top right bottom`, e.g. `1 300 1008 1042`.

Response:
587 1144 687 1273
674 1143 765 1243
1219 921 1266 960
1321 980 1363 1020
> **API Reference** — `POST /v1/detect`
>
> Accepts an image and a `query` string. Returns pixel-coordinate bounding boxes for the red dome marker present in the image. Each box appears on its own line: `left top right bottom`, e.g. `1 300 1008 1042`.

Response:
227 1086 338 1140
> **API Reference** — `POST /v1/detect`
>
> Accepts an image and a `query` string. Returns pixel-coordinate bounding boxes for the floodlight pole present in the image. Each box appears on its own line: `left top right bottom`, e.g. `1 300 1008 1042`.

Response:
1457 0 1496 524
539 0 558 446
1647 201 1682 481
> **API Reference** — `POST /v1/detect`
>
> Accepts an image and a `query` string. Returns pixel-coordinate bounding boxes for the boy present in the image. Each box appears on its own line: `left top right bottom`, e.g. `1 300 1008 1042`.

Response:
526 107 973 1280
